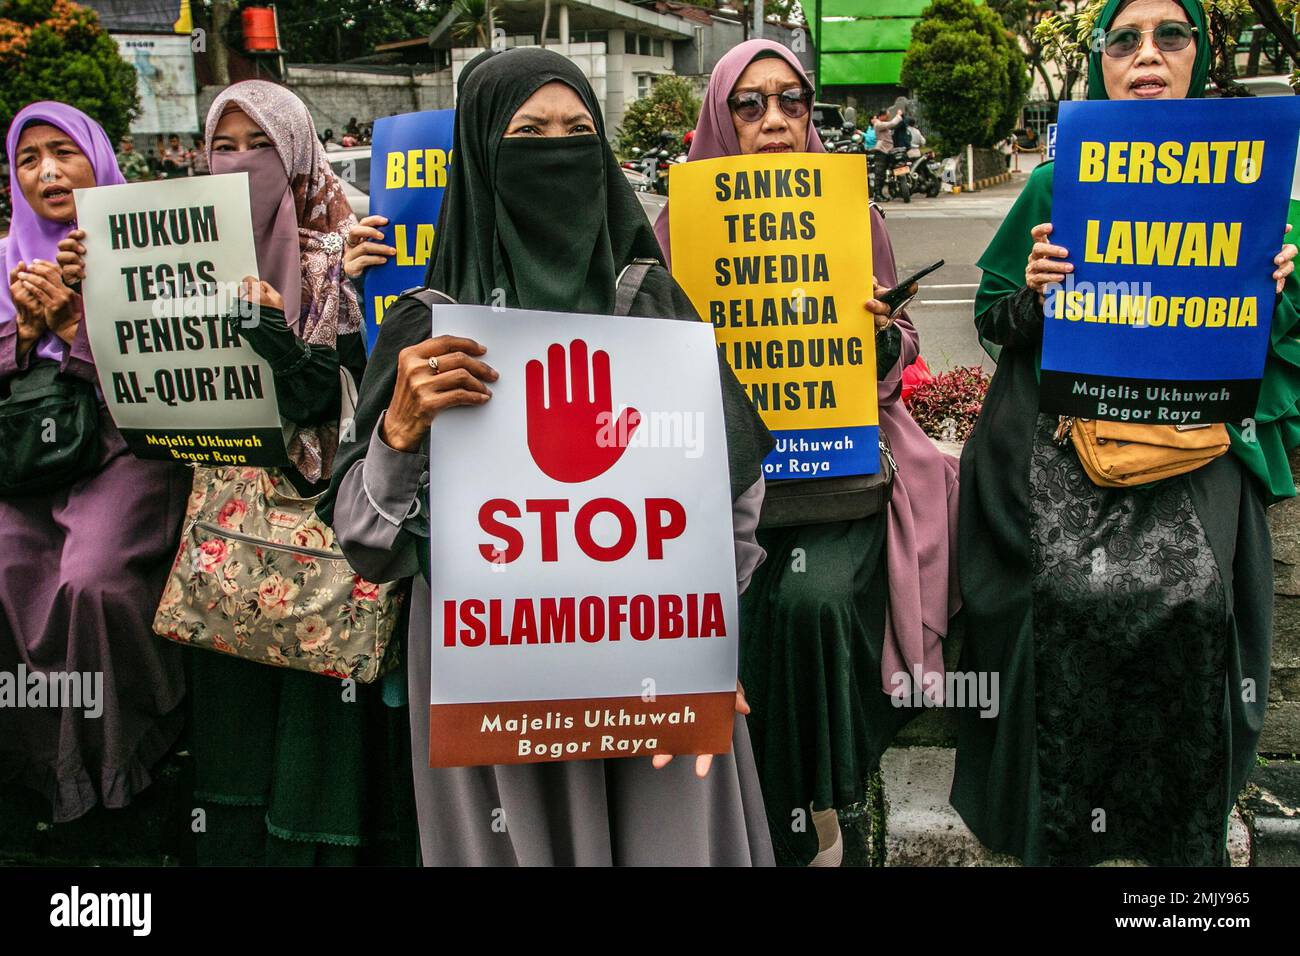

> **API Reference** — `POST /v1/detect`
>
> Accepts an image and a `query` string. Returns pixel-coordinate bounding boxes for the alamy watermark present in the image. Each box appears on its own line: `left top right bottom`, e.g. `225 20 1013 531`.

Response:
596 409 705 458
889 665 1000 718
0 666 102 718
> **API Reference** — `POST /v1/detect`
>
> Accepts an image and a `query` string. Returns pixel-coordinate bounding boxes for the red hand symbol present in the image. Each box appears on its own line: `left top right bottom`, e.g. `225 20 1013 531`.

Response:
525 339 640 483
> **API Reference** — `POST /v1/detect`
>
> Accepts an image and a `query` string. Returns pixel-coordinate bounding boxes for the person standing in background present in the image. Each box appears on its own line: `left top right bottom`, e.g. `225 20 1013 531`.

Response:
906 122 925 161
870 107 904 191
160 133 190 178
115 134 150 182
190 134 209 175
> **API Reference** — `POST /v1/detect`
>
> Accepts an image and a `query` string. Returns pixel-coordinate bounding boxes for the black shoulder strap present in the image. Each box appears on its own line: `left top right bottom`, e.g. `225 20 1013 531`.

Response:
407 287 457 308
613 258 659 316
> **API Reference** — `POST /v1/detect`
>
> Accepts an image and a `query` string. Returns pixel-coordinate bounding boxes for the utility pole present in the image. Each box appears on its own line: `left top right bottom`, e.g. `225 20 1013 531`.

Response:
813 0 822 101
210 0 231 85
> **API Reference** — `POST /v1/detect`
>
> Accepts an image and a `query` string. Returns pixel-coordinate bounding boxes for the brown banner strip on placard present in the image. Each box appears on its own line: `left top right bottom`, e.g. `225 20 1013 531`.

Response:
429 691 736 767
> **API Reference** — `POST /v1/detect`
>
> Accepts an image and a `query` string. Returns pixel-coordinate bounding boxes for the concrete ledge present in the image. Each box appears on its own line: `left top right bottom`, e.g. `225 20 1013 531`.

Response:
1240 760 1300 866
881 746 1253 867
881 746 1018 866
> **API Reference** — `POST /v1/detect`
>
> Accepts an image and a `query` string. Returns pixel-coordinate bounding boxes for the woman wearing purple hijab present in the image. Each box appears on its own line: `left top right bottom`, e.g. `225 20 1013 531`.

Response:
0 102 190 822
654 40 960 865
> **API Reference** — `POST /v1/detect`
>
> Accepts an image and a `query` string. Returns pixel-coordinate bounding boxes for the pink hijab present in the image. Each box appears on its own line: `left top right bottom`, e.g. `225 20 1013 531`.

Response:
653 39 959 700
204 81 363 482
653 39 821 264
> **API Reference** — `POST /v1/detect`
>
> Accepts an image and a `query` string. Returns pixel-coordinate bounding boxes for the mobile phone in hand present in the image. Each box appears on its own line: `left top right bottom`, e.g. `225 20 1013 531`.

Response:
878 259 945 315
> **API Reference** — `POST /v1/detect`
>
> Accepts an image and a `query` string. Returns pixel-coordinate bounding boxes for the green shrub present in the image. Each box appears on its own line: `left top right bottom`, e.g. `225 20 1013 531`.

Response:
614 75 701 158
901 0 1029 154
0 0 139 152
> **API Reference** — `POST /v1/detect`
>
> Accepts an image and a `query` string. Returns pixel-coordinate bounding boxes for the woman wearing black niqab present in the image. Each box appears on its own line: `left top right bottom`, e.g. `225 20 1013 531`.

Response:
319 48 776 865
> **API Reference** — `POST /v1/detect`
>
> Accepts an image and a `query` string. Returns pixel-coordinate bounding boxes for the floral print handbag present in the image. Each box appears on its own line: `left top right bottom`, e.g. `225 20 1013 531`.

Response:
153 463 404 681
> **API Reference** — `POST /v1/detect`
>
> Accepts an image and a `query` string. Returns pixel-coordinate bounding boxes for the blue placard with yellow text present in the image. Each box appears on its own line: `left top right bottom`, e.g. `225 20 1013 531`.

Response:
1043 97 1300 425
363 109 455 350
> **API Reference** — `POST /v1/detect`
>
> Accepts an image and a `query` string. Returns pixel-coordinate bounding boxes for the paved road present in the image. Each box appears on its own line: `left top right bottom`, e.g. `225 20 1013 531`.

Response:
878 179 1027 372
635 176 1031 372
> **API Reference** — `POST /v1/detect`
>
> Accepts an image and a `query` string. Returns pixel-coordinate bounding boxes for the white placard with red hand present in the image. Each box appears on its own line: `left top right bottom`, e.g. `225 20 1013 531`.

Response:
424 304 740 768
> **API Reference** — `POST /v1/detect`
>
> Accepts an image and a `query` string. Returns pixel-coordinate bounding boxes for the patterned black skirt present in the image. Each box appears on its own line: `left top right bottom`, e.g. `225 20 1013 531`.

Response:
1028 413 1230 865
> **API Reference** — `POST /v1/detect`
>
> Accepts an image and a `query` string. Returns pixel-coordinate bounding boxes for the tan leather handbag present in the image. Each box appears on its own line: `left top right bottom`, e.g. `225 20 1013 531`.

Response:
1056 417 1230 488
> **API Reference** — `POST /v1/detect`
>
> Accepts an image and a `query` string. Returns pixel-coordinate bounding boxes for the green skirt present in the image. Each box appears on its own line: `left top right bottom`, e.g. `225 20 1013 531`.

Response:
187 648 418 866
739 514 912 866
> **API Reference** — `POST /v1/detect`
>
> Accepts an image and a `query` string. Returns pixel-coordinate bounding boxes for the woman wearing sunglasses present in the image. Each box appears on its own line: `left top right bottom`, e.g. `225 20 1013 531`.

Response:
953 0 1300 866
654 39 960 866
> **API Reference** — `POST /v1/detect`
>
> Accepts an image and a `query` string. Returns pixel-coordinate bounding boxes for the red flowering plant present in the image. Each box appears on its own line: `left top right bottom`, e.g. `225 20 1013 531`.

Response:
903 364 990 443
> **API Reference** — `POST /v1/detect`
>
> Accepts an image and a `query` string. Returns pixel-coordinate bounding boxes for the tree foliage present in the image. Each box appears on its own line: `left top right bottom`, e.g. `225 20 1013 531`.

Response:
613 74 701 156
990 0 1088 101
1035 0 1300 95
901 0 1030 152
252 0 450 63
0 0 139 150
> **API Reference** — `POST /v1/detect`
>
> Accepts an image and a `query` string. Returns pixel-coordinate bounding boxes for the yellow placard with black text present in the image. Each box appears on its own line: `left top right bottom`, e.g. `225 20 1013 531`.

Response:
669 153 878 478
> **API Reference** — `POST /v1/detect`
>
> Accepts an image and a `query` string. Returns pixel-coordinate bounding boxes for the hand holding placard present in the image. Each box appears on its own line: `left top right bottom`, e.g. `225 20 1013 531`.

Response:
1275 225 1296 294
651 679 751 778
381 335 495 452
55 228 87 287
343 215 397 279
1028 223 1073 304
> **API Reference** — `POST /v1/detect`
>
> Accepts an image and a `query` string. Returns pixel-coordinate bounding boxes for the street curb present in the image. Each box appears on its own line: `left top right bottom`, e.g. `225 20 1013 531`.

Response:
971 171 1013 192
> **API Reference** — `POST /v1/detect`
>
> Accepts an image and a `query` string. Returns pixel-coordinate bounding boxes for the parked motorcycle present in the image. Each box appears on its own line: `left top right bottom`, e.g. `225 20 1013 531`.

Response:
884 146 912 203
910 150 943 198
621 146 671 195
870 147 912 203
823 121 860 153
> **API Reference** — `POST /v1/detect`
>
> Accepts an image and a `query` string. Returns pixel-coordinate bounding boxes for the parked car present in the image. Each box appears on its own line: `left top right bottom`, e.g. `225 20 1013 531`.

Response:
1206 74 1294 97
327 146 372 218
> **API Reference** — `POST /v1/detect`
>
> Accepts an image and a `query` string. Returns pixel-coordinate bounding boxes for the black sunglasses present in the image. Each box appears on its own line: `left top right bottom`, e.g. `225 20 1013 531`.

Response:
1103 20 1197 58
727 88 811 124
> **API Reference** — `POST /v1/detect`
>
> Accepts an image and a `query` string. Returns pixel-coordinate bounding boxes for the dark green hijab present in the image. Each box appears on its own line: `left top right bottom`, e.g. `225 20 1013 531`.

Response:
318 48 773 539
974 0 1300 500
